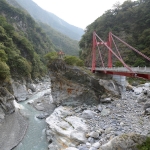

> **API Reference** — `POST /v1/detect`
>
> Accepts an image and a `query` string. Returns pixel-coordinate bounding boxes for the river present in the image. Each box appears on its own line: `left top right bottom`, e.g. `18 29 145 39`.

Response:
13 89 51 150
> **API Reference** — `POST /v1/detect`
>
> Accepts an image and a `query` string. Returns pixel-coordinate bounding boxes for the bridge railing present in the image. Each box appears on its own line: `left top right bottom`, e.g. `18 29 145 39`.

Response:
95 67 150 73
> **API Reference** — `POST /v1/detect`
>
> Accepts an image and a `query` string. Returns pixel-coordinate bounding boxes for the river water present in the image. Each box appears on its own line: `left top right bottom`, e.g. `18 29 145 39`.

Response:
13 89 51 150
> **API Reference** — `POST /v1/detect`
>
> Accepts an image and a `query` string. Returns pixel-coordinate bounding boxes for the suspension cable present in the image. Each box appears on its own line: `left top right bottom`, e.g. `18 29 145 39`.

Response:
111 34 123 60
95 38 106 72
95 33 134 73
112 33 150 61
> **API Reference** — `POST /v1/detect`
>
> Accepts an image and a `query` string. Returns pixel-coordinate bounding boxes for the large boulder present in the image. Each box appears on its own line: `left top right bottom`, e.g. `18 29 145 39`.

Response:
99 133 147 150
49 59 106 106
134 87 143 95
12 81 28 101
99 79 121 97
46 106 89 149
82 110 97 119
27 83 36 92
0 87 15 114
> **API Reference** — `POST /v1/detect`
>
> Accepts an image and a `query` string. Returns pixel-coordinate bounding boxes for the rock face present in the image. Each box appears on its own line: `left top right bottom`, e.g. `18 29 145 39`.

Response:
46 106 89 149
11 76 51 102
47 59 150 150
46 81 150 149
99 79 122 97
12 81 29 101
0 87 15 115
48 59 117 107
99 133 147 150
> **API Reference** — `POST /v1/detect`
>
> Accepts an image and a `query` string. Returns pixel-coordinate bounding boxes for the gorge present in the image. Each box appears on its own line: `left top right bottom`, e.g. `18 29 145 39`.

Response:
1 60 150 150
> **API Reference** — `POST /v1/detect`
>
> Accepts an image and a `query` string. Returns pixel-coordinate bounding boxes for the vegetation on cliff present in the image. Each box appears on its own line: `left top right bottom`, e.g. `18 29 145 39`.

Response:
38 22 79 56
6 0 84 41
0 0 56 80
79 0 150 67
45 52 84 67
6 0 81 56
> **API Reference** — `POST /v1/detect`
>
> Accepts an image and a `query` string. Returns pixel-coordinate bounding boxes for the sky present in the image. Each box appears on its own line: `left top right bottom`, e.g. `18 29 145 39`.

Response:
32 0 126 29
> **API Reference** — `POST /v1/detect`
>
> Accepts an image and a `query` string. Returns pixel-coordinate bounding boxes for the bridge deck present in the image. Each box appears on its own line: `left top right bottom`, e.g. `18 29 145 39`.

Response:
95 67 150 74
90 67 150 80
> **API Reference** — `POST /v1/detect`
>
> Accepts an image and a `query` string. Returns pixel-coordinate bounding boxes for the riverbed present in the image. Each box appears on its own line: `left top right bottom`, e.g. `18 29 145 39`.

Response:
13 89 51 150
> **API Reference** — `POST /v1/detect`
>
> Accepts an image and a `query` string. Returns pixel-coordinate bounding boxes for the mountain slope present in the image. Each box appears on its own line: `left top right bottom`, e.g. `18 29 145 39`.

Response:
6 0 81 56
79 0 150 67
8 0 84 41
38 22 79 56
0 0 55 79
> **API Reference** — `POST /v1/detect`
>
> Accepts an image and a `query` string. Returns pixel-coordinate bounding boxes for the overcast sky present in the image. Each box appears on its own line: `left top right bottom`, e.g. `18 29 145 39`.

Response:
32 0 126 29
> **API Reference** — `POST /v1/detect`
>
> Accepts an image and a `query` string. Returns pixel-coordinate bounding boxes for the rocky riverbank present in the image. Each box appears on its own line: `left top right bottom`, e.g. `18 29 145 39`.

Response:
0 75 53 150
0 58 150 150
45 85 150 150
45 59 150 150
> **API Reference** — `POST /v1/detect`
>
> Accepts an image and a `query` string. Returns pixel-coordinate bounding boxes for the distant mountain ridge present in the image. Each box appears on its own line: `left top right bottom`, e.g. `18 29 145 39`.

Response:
6 0 81 55
0 0 55 79
8 0 84 41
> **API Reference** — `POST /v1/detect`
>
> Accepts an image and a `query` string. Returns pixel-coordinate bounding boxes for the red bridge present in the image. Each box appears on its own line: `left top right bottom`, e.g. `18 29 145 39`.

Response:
91 32 150 80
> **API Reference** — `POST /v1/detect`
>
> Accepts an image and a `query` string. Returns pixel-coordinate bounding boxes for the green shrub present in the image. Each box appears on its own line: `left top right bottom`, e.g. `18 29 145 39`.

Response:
115 61 123 67
64 55 84 66
76 59 84 66
0 49 8 62
0 60 10 79
15 57 32 77
45 51 58 63
137 137 150 150
32 53 47 78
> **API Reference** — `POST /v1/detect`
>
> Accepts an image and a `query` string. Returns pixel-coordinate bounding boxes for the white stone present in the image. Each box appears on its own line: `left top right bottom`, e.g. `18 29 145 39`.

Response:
12 81 28 101
120 122 124 126
82 110 97 119
86 142 91 147
92 141 100 148
88 131 99 139
134 87 143 95
70 131 87 143
28 89 32 95
27 83 36 92
46 106 89 149
65 147 79 150
13 100 24 109
89 147 97 150
144 83 150 88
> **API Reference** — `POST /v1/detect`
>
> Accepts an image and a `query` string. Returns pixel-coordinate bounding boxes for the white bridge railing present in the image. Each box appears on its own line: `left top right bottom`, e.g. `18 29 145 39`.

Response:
95 67 150 73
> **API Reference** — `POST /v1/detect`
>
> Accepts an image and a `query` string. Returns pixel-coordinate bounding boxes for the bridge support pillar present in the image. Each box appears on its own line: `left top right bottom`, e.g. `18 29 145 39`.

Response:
112 75 127 93
92 32 96 72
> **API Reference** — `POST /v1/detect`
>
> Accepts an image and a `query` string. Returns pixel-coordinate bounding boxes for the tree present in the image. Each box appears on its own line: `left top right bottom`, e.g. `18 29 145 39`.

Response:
45 51 58 63
0 49 8 62
0 60 10 79
64 55 84 66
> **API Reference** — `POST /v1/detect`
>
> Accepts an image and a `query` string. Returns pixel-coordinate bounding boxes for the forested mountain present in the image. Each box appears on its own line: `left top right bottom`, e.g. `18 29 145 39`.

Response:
6 0 80 56
6 0 84 41
38 22 79 56
79 0 150 67
0 0 55 80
